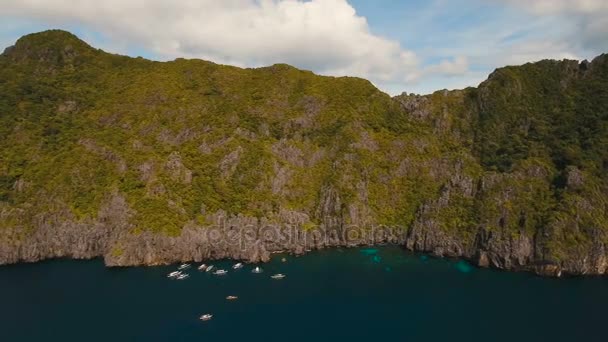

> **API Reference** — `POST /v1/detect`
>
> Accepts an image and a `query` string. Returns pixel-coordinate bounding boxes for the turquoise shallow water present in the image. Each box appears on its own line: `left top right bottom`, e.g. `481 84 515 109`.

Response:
1 246 607 342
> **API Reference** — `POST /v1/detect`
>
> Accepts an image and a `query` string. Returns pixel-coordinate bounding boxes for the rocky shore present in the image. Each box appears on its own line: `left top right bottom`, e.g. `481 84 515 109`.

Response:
1 189 605 277
1 31 607 278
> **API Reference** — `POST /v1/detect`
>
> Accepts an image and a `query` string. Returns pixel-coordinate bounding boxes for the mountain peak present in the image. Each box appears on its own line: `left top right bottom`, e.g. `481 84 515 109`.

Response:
2 29 96 65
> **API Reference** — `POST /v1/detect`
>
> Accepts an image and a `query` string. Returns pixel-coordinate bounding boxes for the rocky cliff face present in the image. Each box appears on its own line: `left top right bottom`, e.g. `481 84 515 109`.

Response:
1 30 607 277
397 55 608 276
0 191 404 266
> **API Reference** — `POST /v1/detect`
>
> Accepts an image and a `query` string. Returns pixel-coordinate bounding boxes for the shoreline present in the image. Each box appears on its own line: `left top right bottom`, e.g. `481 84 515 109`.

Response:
2 235 605 279
1 197 605 278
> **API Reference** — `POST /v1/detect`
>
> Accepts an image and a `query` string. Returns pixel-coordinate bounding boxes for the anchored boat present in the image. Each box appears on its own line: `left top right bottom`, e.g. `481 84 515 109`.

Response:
199 314 213 321
167 271 181 278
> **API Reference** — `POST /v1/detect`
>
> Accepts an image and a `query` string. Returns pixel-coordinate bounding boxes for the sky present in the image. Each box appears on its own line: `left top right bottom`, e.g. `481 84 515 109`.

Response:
1 0 606 95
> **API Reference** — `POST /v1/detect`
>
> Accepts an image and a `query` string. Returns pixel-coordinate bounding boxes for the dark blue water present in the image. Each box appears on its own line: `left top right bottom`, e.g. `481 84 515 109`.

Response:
1 246 607 342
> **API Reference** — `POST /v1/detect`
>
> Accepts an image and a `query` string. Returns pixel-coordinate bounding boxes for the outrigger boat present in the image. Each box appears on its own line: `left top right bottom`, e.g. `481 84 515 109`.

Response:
177 274 190 280
178 263 191 270
271 273 286 279
199 314 213 321
167 271 181 278
226 295 238 300
213 269 228 275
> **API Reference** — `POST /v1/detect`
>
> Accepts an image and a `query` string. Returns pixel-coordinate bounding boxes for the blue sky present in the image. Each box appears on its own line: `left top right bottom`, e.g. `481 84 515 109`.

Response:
1 0 606 95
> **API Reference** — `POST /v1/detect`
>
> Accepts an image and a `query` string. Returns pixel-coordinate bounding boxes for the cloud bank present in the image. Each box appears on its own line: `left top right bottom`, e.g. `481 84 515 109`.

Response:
496 0 608 56
1 0 605 95
2 0 466 93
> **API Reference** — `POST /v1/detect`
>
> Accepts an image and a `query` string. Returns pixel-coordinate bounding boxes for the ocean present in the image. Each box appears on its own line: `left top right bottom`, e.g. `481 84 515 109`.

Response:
1 246 606 341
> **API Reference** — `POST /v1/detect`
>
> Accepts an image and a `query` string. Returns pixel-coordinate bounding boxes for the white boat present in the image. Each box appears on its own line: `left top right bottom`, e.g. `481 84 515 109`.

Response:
271 273 286 279
178 263 191 270
177 274 190 280
167 271 181 278
199 314 213 321
226 295 238 300
205 265 215 272
252 266 263 273
232 262 243 269
213 269 228 275
197 264 207 271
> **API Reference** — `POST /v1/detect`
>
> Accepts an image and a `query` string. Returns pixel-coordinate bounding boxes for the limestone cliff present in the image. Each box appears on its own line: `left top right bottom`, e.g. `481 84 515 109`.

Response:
1 30 607 277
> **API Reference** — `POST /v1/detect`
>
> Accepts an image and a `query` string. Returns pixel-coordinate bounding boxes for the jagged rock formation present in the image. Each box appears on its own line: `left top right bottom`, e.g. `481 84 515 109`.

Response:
1 30 607 276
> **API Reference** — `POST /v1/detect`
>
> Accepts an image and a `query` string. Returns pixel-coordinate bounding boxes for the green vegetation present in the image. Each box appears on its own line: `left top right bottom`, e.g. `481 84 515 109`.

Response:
1 30 607 260
0 30 431 235
476 59 608 176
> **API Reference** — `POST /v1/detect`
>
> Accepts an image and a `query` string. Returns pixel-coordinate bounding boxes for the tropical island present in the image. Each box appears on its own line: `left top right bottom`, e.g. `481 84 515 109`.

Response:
1 30 606 277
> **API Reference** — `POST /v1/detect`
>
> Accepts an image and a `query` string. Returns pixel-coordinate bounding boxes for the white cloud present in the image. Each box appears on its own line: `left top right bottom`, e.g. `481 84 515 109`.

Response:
398 0 607 94
7 0 600 95
424 56 469 76
499 0 608 14
1 0 471 95
495 0 608 55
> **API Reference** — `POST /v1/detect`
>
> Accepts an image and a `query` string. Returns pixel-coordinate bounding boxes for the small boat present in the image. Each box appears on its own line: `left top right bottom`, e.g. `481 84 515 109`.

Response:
232 262 243 269
198 264 207 271
199 314 213 321
213 269 228 275
205 265 214 272
177 274 190 280
226 295 238 300
252 266 263 273
178 263 191 270
271 273 286 279
167 271 181 278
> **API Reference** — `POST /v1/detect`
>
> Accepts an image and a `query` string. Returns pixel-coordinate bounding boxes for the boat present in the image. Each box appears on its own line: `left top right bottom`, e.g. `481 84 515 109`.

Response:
226 295 238 300
271 273 286 279
167 271 181 278
177 274 190 280
199 314 213 321
232 262 243 269
178 263 191 270
197 264 207 271
252 266 263 273
213 269 228 275
205 265 215 272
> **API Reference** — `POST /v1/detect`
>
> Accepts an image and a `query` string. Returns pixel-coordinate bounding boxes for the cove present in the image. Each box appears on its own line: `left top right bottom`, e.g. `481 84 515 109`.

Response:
1 246 607 342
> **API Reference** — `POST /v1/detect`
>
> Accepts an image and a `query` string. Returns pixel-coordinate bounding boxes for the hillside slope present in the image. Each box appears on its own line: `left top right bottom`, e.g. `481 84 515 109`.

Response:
1 30 606 276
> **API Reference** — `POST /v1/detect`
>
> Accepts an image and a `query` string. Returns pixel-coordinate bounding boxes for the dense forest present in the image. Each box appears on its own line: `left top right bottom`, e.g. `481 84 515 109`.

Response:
1 30 606 276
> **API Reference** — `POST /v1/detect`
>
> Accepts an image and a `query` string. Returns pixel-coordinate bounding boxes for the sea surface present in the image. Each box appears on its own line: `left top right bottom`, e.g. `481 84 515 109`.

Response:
1 246 607 342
